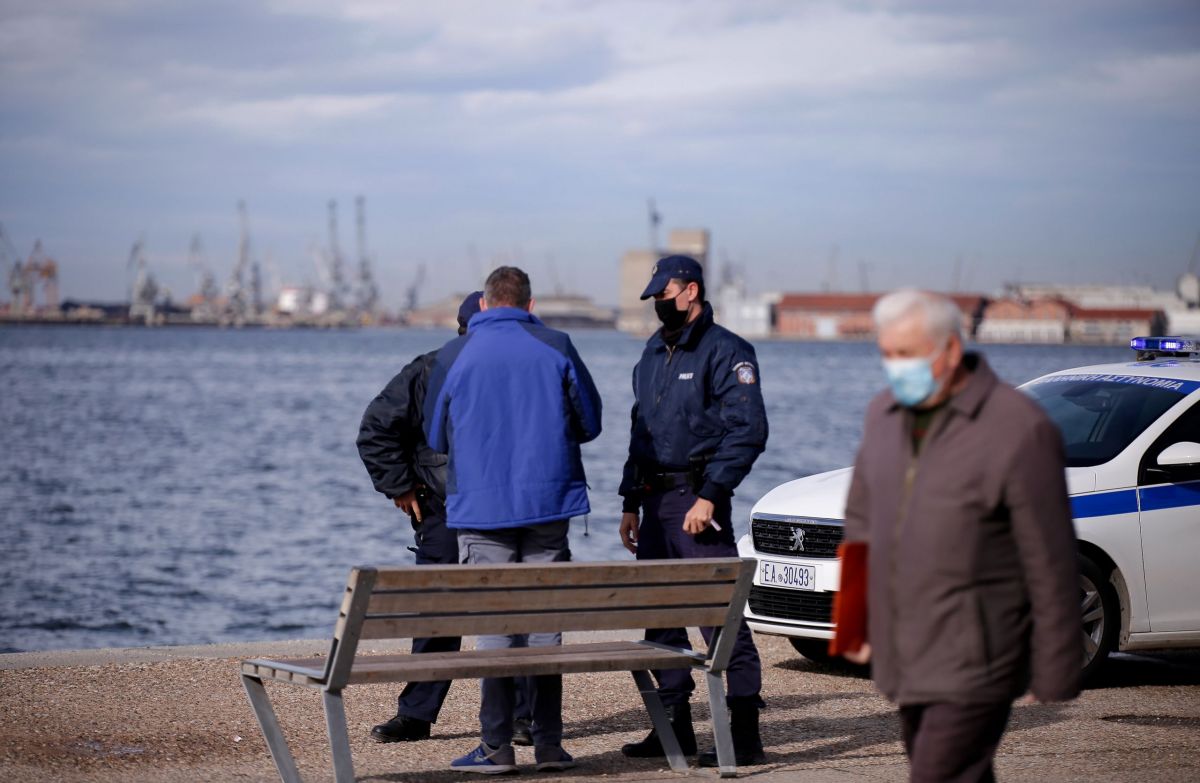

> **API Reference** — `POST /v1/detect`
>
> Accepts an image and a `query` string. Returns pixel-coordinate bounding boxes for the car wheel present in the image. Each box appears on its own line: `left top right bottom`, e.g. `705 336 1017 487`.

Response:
788 637 834 663
1080 555 1119 683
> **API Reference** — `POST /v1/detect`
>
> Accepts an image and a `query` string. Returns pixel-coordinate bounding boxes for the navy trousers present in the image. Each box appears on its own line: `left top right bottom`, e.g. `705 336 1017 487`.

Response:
395 499 461 723
636 484 763 708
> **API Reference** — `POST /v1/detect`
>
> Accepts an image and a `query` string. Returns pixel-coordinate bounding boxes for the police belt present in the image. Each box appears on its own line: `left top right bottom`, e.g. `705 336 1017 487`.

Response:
641 469 696 494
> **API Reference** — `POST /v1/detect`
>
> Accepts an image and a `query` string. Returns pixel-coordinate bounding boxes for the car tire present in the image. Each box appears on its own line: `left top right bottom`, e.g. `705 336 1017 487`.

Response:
1080 555 1119 683
788 637 834 663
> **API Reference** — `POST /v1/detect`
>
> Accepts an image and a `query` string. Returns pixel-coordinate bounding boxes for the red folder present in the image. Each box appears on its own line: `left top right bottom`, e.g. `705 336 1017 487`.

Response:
828 541 868 657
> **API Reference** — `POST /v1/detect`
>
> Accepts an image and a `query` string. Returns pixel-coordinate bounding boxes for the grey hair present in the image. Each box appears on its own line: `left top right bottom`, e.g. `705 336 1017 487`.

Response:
872 289 964 344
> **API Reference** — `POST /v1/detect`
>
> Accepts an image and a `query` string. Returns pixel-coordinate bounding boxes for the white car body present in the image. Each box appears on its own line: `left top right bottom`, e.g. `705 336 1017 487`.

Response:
738 344 1200 665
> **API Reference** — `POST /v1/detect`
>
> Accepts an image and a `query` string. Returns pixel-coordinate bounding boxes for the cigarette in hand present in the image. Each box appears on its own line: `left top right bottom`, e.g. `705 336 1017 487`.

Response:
709 520 722 531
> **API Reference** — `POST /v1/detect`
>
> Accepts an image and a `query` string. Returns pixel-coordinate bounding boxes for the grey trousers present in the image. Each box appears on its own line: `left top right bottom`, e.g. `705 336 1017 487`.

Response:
457 520 571 748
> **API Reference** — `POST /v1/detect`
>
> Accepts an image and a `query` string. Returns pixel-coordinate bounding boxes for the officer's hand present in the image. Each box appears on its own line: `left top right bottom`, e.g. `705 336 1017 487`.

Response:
620 512 639 554
394 490 423 523
683 498 716 535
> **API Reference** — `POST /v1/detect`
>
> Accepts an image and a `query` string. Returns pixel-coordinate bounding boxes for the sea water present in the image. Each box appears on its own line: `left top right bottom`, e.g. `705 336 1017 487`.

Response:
0 326 1125 651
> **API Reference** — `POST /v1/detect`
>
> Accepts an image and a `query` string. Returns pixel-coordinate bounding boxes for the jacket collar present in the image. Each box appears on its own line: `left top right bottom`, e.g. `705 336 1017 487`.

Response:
468 306 542 328
650 302 714 351
886 352 996 418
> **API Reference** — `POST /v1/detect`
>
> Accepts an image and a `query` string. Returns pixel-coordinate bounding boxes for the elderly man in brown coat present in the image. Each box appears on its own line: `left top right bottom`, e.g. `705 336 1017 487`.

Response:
841 289 1082 783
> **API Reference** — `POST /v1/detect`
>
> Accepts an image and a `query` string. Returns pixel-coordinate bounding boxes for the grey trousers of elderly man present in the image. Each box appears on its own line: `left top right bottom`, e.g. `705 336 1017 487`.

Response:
457 520 571 749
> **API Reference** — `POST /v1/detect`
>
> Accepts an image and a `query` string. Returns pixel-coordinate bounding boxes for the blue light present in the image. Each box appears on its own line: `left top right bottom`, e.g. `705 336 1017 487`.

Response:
1131 336 1198 355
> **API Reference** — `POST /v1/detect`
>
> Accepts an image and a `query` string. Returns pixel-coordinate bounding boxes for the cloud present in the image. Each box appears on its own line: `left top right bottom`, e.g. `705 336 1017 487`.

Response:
1 0 1197 302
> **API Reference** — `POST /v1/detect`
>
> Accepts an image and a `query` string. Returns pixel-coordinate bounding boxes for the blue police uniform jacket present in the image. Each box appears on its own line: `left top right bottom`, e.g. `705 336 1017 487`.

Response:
619 302 768 508
423 306 603 529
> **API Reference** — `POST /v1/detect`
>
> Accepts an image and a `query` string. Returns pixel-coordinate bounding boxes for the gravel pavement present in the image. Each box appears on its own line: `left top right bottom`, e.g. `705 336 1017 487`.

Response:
2 633 1198 782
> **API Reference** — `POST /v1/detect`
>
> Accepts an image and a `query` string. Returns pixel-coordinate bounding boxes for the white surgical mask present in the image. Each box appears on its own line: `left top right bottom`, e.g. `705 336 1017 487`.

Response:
881 344 947 408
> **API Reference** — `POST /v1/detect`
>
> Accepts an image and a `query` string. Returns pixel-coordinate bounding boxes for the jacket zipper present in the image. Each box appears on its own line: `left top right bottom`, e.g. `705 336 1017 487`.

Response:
887 407 951 688
656 345 676 406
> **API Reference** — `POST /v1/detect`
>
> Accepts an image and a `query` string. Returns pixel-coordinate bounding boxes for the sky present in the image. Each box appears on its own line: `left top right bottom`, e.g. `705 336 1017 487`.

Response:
2 0 1199 310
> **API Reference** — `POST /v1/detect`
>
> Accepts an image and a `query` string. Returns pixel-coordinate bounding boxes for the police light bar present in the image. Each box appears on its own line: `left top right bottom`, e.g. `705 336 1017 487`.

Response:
1130 336 1198 354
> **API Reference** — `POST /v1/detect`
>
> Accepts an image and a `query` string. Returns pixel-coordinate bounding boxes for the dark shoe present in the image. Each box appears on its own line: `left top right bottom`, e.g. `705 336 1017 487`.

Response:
698 700 765 767
512 717 533 747
621 703 697 758
371 715 431 743
534 744 577 772
697 746 767 767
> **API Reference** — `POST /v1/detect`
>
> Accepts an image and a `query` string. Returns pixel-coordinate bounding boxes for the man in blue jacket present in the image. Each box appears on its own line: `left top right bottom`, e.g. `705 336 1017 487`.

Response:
424 265 603 774
357 291 535 747
618 255 769 767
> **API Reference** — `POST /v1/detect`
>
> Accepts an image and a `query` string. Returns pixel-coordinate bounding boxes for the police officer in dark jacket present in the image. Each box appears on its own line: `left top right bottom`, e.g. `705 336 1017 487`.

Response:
357 291 534 745
618 255 769 767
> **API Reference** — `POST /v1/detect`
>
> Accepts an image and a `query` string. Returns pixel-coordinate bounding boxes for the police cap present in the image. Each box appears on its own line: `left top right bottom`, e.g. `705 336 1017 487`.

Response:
640 255 704 300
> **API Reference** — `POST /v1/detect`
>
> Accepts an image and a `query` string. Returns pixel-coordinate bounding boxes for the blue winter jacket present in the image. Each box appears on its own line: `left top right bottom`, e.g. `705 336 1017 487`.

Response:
423 307 603 529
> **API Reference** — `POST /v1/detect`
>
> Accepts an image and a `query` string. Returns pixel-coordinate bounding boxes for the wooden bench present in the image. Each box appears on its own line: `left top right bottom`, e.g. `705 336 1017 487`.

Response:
240 557 755 781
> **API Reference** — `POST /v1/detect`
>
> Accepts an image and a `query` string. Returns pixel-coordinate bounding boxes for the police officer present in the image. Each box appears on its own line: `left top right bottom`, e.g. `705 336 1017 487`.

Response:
618 255 769 767
357 291 534 746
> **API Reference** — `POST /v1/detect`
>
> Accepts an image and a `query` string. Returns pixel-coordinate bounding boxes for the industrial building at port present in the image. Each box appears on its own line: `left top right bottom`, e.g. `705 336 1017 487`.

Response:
612 227 1199 346
4 210 1199 345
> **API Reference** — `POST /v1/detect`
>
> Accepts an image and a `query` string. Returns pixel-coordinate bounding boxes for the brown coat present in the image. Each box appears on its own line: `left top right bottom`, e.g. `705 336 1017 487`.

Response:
844 353 1081 706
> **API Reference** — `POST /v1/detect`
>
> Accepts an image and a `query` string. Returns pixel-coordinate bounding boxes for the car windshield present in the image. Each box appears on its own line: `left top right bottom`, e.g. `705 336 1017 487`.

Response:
1022 374 1191 467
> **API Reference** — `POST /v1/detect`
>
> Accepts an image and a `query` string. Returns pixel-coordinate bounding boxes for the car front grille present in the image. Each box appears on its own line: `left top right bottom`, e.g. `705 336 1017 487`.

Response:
748 585 835 625
751 517 843 558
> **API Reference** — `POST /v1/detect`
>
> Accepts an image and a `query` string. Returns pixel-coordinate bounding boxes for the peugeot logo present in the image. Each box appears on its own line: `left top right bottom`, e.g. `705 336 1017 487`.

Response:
790 527 806 553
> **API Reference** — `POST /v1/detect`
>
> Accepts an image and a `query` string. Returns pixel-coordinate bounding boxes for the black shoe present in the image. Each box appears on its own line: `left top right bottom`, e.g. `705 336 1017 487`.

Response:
621 703 697 758
697 746 767 767
512 717 533 747
698 700 765 767
371 715 431 743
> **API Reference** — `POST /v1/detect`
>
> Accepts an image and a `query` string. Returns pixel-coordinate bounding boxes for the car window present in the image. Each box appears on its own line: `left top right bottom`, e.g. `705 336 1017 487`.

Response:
1023 377 1190 468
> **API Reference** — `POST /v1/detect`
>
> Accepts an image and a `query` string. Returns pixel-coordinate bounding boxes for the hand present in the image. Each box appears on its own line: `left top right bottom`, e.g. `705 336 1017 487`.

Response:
842 642 872 665
393 490 423 523
682 498 717 535
620 512 639 554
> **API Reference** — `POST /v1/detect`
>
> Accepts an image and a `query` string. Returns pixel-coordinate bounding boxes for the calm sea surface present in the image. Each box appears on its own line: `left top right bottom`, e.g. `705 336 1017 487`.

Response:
0 326 1127 652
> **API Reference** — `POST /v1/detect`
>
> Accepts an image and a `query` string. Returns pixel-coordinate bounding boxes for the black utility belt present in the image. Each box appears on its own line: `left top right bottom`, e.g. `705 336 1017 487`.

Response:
642 470 696 494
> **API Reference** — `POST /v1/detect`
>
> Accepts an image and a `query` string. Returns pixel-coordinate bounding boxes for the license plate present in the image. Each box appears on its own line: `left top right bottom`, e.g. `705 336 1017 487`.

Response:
758 559 818 591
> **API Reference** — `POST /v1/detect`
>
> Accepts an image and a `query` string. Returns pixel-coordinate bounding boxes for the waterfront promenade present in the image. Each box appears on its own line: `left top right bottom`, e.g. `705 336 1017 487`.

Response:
2 633 1198 782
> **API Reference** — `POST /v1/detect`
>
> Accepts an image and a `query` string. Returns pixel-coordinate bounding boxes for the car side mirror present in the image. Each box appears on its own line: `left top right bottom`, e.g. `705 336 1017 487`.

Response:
1157 441 1200 467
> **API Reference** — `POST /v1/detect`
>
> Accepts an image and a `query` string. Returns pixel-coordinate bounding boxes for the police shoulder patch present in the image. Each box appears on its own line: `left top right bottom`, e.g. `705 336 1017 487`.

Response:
733 361 757 385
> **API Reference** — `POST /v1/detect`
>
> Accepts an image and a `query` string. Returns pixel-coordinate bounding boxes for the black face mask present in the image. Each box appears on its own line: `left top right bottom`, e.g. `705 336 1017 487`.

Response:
654 293 690 330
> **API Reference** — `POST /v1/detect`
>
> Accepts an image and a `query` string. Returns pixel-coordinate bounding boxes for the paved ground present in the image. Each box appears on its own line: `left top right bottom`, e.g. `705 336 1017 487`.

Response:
1 633 1198 782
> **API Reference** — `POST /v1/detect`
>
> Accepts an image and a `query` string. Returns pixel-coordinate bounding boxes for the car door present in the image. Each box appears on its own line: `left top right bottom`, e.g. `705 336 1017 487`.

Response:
1138 399 1200 633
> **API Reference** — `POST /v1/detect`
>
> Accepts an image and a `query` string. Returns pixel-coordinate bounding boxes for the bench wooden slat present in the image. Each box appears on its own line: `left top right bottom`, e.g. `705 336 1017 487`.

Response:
368 559 742 591
358 604 730 640
365 582 735 615
345 643 697 683
246 640 649 673
241 660 326 686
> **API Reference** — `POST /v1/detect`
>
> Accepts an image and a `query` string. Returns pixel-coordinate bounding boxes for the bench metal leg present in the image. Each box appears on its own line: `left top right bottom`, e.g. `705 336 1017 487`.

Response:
241 674 303 783
322 689 356 783
705 671 737 778
631 670 688 773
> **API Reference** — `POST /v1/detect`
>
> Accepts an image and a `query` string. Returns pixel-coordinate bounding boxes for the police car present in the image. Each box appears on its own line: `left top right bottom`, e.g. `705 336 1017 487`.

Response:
737 337 1200 680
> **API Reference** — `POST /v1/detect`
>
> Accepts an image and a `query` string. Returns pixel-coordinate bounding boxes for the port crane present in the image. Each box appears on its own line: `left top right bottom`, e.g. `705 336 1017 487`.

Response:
2 224 61 314
354 195 379 316
224 200 262 320
128 236 161 323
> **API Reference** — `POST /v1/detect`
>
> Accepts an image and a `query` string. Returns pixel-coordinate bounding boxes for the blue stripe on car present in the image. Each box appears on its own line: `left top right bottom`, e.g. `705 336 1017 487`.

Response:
1070 483 1200 518
1139 481 1200 513
1071 490 1139 519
